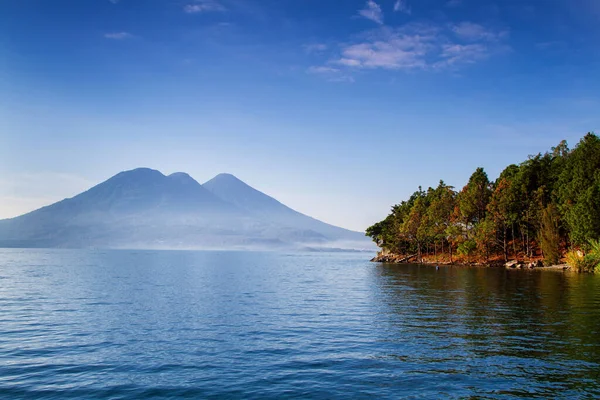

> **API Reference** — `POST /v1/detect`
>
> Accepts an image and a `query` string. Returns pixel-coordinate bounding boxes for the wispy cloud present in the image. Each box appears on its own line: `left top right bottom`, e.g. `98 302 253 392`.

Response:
307 66 340 74
358 0 384 25
336 37 428 69
306 66 355 83
451 22 507 42
184 0 226 14
393 0 411 14
337 58 362 67
317 22 509 74
104 32 133 40
328 75 356 83
437 43 488 68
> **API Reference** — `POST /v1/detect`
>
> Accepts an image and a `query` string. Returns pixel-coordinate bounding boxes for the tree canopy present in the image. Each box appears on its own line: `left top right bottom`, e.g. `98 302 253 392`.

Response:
366 133 600 265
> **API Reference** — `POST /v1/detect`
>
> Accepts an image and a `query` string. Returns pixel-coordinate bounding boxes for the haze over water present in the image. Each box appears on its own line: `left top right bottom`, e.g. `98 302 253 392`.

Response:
1 249 599 399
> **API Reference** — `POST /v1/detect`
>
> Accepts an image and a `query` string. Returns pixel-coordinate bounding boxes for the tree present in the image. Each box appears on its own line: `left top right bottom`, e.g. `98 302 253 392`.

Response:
456 168 492 236
457 239 477 263
512 153 556 258
445 224 462 263
366 133 600 267
426 181 456 261
487 177 518 262
402 197 427 262
556 133 600 247
539 203 561 265
475 217 497 262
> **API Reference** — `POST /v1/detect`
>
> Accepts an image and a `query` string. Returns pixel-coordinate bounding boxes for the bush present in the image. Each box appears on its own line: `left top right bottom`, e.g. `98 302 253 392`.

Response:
586 239 600 271
565 243 600 273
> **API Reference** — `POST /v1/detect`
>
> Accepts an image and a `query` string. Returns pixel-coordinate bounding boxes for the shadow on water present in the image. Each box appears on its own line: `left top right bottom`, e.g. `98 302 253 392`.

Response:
371 263 600 397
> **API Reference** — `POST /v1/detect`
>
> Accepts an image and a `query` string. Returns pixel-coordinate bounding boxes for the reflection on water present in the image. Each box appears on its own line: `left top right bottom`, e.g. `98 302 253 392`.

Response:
372 264 600 397
0 249 599 399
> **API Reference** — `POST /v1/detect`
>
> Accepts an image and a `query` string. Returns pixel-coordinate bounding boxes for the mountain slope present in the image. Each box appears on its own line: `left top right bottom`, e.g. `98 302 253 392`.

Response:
3 168 235 223
0 168 236 247
203 173 367 243
0 168 334 249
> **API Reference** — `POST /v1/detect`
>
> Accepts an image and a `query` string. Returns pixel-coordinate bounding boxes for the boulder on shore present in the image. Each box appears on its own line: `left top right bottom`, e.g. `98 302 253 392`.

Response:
505 260 545 269
526 260 544 269
371 252 418 264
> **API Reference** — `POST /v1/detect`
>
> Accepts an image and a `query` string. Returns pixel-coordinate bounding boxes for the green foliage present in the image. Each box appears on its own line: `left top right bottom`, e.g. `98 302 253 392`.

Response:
586 239 600 272
456 167 492 230
565 250 584 271
365 214 401 252
539 204 561 265
589 238 600 255
426 181 456 241
365 133 600 265
474 217 496 261
487 176 518 261
556 133 600 246
565 248 599 273
457 240 477 261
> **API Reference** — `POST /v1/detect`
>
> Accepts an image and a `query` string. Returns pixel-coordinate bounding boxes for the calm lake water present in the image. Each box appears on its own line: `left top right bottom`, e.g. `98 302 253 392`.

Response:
1 249 599 399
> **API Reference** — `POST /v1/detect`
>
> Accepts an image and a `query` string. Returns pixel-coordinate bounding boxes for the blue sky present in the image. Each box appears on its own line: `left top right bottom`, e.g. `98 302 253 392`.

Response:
1 0 599 231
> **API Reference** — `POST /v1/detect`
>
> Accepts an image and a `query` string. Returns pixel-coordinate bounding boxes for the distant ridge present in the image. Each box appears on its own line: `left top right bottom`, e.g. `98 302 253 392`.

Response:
0 168 370 250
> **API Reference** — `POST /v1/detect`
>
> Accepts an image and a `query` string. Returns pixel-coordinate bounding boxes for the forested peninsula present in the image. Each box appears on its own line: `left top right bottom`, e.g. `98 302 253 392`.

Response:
366 133 600 272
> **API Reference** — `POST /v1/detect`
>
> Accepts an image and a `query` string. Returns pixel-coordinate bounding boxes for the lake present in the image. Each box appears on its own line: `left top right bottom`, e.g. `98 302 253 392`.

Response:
1 249 599 399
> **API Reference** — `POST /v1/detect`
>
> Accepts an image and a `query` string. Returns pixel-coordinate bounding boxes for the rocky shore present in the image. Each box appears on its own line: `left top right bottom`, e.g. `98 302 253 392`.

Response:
371 251 571 270
370 252 419 264
502 260 570 270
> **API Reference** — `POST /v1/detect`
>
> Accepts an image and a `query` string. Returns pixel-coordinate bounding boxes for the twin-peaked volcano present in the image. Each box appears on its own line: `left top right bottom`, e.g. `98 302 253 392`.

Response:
0 168 368 250
203 173 362 242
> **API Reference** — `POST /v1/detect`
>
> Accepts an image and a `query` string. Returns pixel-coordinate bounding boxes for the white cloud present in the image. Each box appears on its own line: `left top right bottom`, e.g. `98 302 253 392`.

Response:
358 0 384 25
321 23 508 72
306 66 354 83
338 40 427 69
104 32 133 40
307 66 340 74
337 58 362 67
334 25 437 70
394 0 411 14
437 43 488 67
328 75 356 83
451 22 507 42
184 0 226 14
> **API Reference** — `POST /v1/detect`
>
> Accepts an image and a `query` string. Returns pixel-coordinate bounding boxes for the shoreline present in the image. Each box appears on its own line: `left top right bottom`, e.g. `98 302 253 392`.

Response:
370 252 571 271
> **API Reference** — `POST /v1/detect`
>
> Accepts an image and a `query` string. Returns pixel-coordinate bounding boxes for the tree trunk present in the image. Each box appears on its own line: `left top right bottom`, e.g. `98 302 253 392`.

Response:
511 223 517 259
521 228 526 259
441 239 444 261
503 225 508 262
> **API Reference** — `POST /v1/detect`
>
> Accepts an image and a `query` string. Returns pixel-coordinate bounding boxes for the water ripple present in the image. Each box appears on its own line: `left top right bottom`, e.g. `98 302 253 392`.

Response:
0 249 599 399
